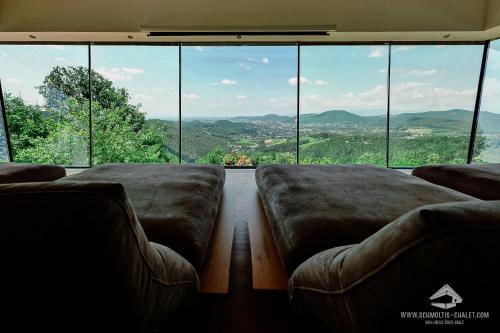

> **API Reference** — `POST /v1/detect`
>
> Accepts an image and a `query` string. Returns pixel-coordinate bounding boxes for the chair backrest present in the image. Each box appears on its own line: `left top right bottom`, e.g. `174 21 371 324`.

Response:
0 181 198 332
290 200 500 332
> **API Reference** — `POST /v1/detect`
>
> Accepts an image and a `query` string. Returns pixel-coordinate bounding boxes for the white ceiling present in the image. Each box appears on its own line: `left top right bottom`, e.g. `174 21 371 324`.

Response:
0 0 499 42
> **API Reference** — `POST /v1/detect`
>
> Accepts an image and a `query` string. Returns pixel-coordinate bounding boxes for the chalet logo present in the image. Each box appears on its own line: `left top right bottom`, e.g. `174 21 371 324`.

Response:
429 284 463 309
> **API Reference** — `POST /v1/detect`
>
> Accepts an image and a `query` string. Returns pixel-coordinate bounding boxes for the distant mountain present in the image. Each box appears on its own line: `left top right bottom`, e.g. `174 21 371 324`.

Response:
231 114 295 123
173 109 500 136
300 110 365 124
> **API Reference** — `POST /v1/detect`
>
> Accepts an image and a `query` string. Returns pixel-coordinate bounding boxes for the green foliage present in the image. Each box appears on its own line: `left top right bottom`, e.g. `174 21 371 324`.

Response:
3 65 493 168
5 66 169 166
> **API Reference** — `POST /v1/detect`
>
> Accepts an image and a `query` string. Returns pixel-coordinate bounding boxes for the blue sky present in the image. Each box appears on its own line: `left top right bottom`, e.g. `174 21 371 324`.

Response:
0 43 498 121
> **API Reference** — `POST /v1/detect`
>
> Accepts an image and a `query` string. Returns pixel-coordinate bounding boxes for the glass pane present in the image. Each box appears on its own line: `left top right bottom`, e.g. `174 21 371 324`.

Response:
181 45 297 166
474 40 500 163
0 90 8 161
300 45 388 165
0 45 89 166
91 45 179 164
389 45 483 167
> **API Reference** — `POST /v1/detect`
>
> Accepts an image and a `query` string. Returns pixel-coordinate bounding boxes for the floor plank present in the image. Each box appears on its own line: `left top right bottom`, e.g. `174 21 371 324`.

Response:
199 177 235 293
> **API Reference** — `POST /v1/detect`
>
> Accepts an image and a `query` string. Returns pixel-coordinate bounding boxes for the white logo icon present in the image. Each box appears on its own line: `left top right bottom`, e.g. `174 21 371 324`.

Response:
429 284 463 309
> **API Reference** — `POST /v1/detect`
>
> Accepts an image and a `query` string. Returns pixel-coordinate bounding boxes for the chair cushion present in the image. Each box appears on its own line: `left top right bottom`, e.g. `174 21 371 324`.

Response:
412 163 500 200
256 164 477 274
61 163 225 269
289 200 500 332
0 181 198 332
0 162 66 183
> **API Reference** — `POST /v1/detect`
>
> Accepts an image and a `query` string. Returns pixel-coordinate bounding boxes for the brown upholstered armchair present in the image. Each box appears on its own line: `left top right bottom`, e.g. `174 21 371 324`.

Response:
289 201 500 332
0 181 199 332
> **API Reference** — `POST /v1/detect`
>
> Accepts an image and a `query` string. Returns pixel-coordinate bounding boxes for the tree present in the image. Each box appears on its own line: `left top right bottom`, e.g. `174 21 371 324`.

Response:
5 66 170 165
38 66 145 131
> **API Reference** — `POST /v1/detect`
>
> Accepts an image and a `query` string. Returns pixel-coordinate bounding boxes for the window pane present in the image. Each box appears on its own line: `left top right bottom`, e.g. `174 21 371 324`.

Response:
389 45 483 167
91 45 179 164
181 45 297 166
300 45 388 165
474 40 500 163
0 45 89 166
0 92 8 161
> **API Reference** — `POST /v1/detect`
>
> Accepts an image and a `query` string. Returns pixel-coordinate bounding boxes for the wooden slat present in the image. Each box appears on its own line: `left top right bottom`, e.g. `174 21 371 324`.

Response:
199 169 287 292
199 185 235 294
245 172 288 290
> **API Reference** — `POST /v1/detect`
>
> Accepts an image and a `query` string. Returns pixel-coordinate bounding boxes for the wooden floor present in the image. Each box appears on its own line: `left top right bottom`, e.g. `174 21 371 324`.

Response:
199 169 287 293
167 169 328 333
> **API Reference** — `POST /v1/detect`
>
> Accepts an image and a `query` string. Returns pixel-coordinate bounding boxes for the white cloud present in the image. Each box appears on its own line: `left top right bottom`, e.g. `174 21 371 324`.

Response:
407 69 438 76
246 57 258 62
314 80 329 85
122 67 145 74
55 57 68 63
46 45 65 50
236 93 248 100
132 94 153 100
238 62 251 70
194 46 205 52
301 85 387 111
288 76 310 86
368 47 384 58
391 81 478 111
263 97 295 109
482 77 500 111
221 79 236 85
379 69 388 74
395 45 417 52
182 93 200 100
6 78 21 83
96 66 145 81
261 57 270 64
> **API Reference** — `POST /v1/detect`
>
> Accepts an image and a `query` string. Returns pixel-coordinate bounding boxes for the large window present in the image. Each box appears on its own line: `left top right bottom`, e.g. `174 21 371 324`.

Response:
389 45 483 167
181 45 297 166
0 45 89 166
474 40 500 162
0 42 495 168
300 45 388 165
91 45 179 164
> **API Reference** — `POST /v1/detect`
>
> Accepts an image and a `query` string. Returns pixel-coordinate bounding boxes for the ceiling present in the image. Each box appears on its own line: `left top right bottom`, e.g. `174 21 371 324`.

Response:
0 0 499 42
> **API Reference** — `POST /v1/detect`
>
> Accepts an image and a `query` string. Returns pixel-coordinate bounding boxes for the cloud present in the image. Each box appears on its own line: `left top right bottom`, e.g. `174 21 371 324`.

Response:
390 81 478 111
55 57 68 63
182 93 200 100
263 97 295 109
46 45 65 50
132 94 153 100
238 62 251 70
221 79 236 85
395 45 417 52
194 46 205 52
261 57 270 64
314 80 329 85
6 78 21 83
246 57 258 62
302 85 387 111
368 47 385 58
407 69 438 76
96 66 145 81
236 93 248 100
477 77 500 111
379 69 388 74
122 67 145 74
288 76 310 86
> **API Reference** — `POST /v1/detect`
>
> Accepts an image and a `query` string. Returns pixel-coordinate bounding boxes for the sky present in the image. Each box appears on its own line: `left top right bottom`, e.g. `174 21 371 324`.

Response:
0 42 498 122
